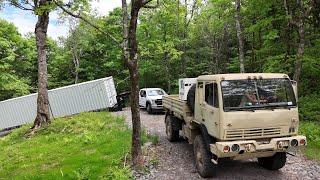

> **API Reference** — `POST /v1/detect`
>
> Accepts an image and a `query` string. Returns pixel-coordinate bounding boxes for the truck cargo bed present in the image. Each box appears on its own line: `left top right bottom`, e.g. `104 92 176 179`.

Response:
163 95 191 120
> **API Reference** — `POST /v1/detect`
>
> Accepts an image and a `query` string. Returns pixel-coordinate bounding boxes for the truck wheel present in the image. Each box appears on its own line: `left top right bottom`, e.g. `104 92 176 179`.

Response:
147 103 153 114
194 135 216 178
258 152 287 170
187 84 196 113
165 115 179 142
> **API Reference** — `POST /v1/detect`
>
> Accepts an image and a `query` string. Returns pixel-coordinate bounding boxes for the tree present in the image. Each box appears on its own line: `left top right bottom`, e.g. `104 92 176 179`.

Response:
33 0 51 128
235 0 245 73
284 0 313 84
0 20 31 101
54 0 159 167
8 0 54 129
121 0 159 167
68 17 82 84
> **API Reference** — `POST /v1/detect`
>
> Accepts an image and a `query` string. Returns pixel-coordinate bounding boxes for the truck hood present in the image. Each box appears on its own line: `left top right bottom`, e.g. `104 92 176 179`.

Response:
222 108 298 129
148 95 163 100
220 108 299 140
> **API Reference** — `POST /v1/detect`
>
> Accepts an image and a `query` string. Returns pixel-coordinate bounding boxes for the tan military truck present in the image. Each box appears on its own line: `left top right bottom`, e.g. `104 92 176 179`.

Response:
163 73 306 177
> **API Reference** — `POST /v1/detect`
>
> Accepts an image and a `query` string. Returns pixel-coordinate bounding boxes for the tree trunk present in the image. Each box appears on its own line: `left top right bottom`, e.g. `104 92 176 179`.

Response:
293 19 305 83
69 18 80 84
251 32 256 72
164 51 171 93
283 0 308 84
33 1 50 128
72 51 80 84
235 0 245 73
122 0 143 167
215 37 221 74
163 23 171 93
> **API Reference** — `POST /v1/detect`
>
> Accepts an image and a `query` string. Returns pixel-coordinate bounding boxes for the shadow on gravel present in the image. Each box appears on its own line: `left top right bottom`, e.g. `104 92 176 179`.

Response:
215 159 283 178
172 139 286 179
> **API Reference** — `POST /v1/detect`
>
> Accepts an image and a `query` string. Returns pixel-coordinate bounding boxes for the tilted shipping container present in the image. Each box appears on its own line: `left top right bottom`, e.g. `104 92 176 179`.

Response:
0 77 117 130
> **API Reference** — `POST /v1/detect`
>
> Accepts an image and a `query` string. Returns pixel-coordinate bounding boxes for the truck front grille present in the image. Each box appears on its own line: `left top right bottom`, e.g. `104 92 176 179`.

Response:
155 99 162 105
225 127 281 140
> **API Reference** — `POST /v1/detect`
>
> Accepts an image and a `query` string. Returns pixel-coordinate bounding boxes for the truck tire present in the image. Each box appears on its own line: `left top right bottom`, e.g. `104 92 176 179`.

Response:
147 103 153 114
258 152 287 170
194 135 216 178
165 114 179 142
187 84 196 113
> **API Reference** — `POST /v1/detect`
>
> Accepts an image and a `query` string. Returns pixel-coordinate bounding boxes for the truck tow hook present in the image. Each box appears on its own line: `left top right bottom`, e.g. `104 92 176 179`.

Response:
211 158 218 164
286 152 296 156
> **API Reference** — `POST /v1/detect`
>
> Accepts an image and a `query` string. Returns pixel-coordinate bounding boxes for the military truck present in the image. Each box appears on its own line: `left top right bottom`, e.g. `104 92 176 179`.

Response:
163 73 306 177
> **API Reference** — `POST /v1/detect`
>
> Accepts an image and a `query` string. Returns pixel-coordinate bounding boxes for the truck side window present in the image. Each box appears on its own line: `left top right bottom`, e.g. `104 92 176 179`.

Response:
214 83 219 108
140 90 146 97
205 83 214 106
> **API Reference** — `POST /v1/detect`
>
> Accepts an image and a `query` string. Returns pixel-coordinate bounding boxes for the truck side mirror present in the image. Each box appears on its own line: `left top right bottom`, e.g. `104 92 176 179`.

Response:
291 80 298 102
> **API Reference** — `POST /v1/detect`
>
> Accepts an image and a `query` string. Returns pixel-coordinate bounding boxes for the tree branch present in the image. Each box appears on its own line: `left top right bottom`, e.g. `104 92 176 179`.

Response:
9 1 34 11
186 0 197 27
142 0 159 9
54 1 121 46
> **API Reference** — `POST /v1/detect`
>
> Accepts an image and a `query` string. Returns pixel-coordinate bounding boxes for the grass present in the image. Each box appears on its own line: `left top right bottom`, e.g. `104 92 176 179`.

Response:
299 121 320 161
0 112 133 179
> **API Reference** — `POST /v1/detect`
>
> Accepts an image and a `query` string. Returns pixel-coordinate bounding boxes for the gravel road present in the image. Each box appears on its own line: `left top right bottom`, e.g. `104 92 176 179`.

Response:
112 108 320 180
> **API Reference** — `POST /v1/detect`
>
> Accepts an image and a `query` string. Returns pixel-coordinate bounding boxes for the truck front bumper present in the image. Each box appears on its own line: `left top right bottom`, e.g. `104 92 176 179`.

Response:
210 135 306 160
151 105 164 110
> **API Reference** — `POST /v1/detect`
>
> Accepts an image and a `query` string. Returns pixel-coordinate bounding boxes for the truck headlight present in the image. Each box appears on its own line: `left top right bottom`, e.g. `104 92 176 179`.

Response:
231 144 240 152
290 139 298 146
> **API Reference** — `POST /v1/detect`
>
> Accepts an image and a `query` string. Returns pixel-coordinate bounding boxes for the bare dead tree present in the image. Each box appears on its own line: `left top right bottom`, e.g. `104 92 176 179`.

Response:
68 17 82 84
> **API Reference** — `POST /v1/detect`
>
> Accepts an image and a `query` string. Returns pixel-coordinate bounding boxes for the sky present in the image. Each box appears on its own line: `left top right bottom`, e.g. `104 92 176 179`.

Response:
0 0 122 40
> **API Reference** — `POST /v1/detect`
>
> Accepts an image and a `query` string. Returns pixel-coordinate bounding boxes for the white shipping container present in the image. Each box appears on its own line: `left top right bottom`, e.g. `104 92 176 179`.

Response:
0 77 117 130
179 78 197 101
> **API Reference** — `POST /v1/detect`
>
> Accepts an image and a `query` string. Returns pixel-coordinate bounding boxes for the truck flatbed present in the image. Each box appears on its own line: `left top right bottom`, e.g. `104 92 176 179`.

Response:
163 95 191 120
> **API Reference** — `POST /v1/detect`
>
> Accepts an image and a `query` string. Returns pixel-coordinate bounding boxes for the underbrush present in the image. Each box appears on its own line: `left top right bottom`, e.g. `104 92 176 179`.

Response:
299 121 320 161
299 94 320 122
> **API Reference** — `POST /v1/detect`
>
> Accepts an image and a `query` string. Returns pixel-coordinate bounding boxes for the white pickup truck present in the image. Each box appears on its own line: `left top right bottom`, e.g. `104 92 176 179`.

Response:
139 88 167 114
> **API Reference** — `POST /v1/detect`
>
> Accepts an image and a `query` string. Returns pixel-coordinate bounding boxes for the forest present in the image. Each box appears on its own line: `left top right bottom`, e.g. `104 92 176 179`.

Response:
1 0 319 122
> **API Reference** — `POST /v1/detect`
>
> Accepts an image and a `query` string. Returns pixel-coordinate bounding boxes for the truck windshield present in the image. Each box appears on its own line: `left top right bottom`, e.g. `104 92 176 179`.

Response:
221 78 296 111
147 89 165 96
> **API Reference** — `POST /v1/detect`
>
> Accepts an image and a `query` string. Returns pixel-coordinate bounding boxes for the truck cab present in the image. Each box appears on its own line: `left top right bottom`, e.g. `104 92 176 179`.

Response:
139 88 167 114
163 73 306 177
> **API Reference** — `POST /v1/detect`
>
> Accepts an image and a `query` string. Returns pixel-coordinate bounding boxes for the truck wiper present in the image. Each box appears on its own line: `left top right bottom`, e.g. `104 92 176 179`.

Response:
225 107 255 112
262 104 294 110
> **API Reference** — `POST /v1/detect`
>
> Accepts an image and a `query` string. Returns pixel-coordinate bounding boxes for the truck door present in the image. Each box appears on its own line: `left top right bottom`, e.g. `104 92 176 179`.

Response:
200 82 220 137
139 90 147 107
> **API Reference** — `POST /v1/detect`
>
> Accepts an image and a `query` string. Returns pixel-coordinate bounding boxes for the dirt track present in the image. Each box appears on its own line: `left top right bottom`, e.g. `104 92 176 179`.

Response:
112 108 320 180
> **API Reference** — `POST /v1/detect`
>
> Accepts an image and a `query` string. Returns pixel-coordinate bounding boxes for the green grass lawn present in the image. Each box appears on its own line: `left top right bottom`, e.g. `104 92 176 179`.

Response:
299 121 320 161
0 112 133 179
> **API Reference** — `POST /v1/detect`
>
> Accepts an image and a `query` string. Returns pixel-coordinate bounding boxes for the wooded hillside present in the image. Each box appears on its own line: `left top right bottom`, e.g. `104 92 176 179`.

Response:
1 0 319 121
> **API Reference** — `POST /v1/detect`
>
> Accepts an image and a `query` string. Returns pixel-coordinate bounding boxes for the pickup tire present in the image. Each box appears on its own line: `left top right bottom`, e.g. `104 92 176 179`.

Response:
258 152 287 170
146 103 153 114
165 114 179 142
187 84 196 113
194 135 216 178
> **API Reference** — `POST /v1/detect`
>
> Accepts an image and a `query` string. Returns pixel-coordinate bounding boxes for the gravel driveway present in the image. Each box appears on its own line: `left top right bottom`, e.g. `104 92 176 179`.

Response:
112 108 320 180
